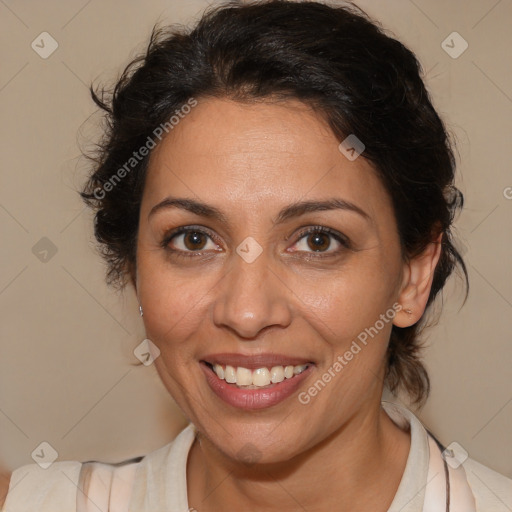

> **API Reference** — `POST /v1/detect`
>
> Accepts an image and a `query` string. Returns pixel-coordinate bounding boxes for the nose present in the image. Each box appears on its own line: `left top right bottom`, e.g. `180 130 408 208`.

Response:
212 249 293 340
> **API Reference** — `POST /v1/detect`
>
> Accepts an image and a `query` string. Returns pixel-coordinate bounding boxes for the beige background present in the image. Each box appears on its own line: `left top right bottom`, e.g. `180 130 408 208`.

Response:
1 0 511 479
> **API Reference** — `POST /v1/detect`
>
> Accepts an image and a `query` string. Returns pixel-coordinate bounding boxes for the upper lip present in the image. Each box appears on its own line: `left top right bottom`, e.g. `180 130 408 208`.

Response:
201 353 314 369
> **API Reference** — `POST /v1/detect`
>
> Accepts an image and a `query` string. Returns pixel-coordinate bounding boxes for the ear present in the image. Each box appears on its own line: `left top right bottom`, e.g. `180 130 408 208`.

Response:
394 233 443 328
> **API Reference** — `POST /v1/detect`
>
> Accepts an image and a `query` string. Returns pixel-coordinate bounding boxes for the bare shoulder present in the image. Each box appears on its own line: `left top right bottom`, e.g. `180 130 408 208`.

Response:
0 470 11 508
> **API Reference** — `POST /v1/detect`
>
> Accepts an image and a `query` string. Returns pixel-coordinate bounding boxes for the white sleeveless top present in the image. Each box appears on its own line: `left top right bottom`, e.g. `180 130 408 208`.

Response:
3 402 511 511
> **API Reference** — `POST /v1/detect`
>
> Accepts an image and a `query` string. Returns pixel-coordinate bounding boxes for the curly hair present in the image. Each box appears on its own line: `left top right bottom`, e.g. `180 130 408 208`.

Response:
81 0 468 405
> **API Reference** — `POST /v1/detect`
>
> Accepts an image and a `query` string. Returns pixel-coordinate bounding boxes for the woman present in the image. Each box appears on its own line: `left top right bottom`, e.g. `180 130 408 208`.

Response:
2 1 511 510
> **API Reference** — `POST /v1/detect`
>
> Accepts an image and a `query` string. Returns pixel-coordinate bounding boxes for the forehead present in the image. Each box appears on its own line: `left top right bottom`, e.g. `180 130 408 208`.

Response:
143 97 392 223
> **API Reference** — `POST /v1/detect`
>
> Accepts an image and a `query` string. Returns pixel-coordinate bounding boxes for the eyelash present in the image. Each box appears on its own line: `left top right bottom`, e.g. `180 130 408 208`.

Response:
289 226 351 257
160 225 222 259
161 225 350 260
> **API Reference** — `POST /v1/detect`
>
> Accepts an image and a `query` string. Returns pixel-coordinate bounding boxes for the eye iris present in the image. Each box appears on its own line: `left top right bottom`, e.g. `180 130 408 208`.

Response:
307 232 330 251
184 231 207 250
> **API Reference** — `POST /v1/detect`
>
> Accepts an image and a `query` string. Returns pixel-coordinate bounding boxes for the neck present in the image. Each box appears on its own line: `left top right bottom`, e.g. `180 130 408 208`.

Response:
187 402 411 512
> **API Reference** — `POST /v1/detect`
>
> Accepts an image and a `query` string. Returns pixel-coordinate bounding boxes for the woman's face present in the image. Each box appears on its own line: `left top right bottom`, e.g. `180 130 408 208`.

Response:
136 97 407 463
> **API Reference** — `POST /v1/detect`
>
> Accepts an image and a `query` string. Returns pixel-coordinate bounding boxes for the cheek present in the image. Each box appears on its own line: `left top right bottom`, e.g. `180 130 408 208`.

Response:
291 258 400 411
296 256 400 345
298 276 396 422
136 251 211 351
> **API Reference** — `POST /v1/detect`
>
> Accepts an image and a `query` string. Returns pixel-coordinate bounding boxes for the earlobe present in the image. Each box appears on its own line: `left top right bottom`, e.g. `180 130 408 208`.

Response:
394 233 443 328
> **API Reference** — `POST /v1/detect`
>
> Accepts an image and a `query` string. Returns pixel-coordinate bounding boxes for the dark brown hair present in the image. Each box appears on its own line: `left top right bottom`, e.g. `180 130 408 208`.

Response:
82 0 468 404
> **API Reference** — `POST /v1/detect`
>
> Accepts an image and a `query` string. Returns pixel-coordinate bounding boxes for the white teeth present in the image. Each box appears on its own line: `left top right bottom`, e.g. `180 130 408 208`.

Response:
270 366 284 383
210 363 308 387
213 364 224 380
293 364 308 375
252 368 271 387
225 365 236 383
236 367 253 386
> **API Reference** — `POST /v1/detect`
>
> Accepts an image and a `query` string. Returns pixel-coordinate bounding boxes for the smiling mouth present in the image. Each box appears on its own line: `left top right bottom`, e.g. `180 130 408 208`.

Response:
203 361 312 389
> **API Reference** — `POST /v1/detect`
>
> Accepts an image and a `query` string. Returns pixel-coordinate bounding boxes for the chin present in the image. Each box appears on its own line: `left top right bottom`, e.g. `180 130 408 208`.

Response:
202 418 311 467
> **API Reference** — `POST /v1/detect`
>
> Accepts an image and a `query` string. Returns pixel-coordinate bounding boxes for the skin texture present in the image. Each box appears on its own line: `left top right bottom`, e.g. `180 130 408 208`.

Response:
135 98 441 511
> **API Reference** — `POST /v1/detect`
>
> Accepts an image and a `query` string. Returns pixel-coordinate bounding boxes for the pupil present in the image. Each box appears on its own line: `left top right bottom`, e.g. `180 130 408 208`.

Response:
308 233 329 251
185 232 206 250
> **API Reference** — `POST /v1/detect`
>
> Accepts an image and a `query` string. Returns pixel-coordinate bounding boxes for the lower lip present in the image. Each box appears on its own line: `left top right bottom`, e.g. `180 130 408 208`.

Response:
200 363 314 410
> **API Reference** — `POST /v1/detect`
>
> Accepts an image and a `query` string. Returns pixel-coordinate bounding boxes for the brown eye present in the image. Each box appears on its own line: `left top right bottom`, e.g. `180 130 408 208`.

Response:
183 231 207 250
164 228 220 254
306 232 331 252
289 226 349 256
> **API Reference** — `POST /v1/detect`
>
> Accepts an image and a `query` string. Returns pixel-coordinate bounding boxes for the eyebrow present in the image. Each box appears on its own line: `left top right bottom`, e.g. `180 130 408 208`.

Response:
148 196 370 224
